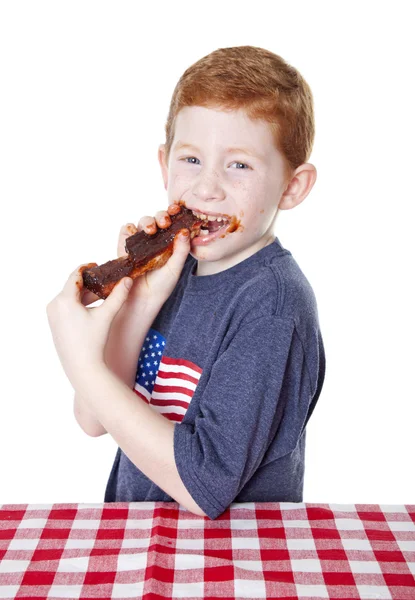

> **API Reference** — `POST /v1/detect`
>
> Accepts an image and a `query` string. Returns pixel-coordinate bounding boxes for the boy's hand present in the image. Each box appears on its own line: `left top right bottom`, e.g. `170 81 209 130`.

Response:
117 202 182 257
116 202 190 314
46 202 190 391
46 267 134 389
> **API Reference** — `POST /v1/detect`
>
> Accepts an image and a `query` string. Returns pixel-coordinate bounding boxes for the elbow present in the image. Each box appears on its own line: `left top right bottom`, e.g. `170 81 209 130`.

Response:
74 412 106 438
186 504 207 518
180 495 208 518
192 506 208 518
186 503 220 520
85 424 108 437
88 429 106 438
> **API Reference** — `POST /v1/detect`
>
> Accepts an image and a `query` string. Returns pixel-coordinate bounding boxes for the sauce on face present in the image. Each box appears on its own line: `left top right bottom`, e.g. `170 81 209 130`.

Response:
176 201 244 238
226 215 242 233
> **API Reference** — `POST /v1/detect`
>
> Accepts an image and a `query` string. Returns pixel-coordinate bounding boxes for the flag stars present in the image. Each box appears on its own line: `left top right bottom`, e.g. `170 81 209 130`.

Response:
136 328 167 396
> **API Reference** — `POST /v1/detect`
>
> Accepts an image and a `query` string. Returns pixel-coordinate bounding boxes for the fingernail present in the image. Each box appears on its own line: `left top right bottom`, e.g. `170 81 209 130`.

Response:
180 230 189 239
124 278 133 290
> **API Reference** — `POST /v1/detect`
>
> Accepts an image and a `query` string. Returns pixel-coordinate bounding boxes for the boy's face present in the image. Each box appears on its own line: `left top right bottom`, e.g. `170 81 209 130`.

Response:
158 106 292 275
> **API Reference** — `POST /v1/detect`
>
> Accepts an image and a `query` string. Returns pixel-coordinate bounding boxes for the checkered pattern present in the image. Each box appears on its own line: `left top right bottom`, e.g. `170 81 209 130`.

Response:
0 502 414 599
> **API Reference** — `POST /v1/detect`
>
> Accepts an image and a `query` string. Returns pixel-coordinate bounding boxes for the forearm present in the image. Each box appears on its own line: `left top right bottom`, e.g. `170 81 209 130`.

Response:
74 300 160 436
74 363 206 517
103 299 158 388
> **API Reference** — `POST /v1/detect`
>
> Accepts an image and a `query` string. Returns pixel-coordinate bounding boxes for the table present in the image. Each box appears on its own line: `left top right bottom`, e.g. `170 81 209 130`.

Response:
0 502 414 599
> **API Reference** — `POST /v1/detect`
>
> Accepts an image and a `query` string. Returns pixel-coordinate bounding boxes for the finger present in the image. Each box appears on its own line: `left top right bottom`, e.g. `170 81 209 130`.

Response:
125 223 138 237
138 216 157 235
163 229 190 277
118 223 137 257
155 210 171 229
62 263 98 301
167 202 182 216
81 289 101 306
96 277 132 322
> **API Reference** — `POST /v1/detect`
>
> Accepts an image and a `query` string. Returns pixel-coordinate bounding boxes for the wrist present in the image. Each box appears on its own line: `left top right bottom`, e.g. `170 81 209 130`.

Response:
123 294 162 324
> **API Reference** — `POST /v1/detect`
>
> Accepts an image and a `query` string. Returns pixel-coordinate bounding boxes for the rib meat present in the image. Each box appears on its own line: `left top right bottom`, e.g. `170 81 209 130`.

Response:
82 206 203 299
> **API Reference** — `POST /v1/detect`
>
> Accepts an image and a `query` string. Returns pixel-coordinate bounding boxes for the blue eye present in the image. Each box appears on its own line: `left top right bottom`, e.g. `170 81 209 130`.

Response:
231 162 249 169
183 157 250 169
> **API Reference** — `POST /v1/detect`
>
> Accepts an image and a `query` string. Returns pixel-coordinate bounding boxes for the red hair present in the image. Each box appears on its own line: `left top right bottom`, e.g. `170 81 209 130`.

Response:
164 46 315 187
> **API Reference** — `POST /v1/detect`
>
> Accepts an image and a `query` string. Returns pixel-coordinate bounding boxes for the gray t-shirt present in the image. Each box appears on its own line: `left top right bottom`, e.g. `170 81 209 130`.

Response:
104 237 326 519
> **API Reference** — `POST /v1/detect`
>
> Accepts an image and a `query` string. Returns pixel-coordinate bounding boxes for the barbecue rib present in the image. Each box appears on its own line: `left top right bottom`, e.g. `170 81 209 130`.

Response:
82 207 204 299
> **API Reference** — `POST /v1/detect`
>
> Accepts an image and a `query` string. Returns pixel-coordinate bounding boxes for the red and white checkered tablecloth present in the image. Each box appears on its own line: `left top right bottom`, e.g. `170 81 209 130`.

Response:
0 502 414 599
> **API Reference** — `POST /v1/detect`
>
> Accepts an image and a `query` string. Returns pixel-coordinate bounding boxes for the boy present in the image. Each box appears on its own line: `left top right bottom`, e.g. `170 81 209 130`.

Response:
51 45 326 520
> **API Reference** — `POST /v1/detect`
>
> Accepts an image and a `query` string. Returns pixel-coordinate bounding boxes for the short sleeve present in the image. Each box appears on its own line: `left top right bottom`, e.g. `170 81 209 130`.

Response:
173 315 308 520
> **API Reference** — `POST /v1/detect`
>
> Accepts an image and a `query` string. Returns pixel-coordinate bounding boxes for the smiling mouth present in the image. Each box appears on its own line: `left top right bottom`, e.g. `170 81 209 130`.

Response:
175 201 238 240
190 210 231 234
190 218 233 246
199 219 228 234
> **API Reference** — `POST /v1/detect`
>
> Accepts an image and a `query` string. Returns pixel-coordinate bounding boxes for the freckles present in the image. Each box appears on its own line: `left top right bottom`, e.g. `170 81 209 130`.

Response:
232 179 248 192
171 174 192 193
244 197 257 213
173 174 185 185
172 168 191 182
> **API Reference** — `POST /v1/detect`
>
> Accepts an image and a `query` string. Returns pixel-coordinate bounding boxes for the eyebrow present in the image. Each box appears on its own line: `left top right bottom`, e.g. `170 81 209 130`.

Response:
173 141 264 161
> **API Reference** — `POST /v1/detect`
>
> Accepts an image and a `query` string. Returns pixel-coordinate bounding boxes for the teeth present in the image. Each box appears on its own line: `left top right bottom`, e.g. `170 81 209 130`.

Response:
192 210 226 222
199 228 209 236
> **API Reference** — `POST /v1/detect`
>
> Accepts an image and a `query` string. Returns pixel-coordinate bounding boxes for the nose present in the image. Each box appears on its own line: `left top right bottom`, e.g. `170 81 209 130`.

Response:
191 168 226 202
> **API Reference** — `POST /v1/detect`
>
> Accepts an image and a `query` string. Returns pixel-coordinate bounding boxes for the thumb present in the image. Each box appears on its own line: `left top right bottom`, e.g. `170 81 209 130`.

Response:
168 229 190 273
98 277 133 321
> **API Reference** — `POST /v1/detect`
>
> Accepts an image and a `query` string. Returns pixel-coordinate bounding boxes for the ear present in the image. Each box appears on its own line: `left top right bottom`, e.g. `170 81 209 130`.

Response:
158 144 169 191
278 163 317 210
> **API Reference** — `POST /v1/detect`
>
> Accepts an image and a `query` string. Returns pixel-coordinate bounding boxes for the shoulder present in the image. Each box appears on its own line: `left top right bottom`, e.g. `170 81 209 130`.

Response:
266 251 320 321
231 250 318 324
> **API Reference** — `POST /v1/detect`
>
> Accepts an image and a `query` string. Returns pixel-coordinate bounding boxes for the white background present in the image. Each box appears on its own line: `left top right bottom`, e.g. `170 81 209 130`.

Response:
0 1 414 506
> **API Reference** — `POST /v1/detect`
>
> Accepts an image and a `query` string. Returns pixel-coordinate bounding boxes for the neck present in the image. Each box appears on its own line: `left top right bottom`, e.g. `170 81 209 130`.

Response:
195 233 275 277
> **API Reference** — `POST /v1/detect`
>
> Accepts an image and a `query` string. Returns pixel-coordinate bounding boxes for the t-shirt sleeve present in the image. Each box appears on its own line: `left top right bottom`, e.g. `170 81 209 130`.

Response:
173 315 309 520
